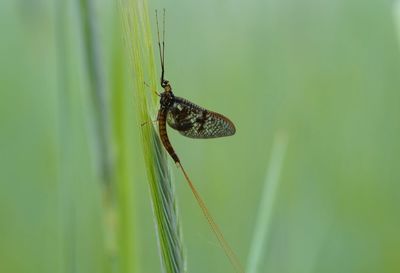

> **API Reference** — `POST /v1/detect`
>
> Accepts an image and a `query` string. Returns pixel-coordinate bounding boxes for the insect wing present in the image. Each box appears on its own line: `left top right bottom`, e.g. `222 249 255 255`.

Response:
167 97 236 139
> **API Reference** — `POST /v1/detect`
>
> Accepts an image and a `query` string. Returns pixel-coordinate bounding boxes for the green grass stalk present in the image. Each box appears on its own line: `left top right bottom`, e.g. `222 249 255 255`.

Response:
55 0 76 272
78 0 117 272
394 0 400 46
110 14 137 273
117 1 186 273
246 132 288 273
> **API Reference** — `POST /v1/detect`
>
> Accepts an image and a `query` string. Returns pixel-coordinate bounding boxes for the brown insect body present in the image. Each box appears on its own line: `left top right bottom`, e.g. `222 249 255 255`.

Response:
157 80 235 163
154 10 244 273
154 9 235 163
157 81 180 163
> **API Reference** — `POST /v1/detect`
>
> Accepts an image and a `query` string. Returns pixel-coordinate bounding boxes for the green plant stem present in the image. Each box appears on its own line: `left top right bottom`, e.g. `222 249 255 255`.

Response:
78 0 117 272
79 0 114 187
246 132 288 273
117 1 185 273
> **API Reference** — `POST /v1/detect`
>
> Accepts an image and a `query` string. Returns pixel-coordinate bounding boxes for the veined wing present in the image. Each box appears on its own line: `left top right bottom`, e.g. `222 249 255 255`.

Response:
166 97 236 139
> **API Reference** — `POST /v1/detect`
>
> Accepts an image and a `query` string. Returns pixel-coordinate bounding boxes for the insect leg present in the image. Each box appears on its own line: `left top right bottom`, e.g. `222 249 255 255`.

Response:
141 119 158 127
143 81 160 96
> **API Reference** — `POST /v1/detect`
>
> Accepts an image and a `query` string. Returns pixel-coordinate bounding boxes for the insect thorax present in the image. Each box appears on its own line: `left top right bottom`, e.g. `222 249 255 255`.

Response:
159 91 175 109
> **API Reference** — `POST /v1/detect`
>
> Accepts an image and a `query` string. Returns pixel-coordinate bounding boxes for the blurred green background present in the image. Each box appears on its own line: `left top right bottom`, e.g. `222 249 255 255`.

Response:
1 0 400 273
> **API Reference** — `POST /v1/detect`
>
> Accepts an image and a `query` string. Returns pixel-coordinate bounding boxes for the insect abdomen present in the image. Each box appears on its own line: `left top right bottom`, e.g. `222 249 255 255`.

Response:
158 109 180 163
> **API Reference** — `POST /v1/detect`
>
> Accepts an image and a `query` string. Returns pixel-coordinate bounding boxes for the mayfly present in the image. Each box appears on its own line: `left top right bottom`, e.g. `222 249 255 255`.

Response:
152 9 244 273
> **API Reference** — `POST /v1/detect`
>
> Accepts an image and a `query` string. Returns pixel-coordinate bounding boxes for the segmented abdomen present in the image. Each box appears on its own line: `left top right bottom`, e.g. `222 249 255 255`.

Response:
158 109 180 163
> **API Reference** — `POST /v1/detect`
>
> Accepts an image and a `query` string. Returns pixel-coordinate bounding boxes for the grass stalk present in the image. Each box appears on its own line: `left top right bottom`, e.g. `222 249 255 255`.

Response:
394 0 400 46
117 1 185 273
246 132 289 273
54 0 75 272
110 14 137 273
78 0 117 271
78 0 114 188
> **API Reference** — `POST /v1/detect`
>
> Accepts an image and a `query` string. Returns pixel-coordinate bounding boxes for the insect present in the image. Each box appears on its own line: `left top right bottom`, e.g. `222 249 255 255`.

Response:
154 10 236 164
153 10 244 273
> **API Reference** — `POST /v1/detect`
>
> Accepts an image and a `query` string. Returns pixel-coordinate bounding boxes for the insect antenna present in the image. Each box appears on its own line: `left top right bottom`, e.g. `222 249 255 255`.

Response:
155 9 166 85
177 162 245 273
162 8 166 71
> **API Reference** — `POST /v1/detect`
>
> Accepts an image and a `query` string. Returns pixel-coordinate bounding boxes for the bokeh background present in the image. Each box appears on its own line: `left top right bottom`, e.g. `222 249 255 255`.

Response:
1 0 400 273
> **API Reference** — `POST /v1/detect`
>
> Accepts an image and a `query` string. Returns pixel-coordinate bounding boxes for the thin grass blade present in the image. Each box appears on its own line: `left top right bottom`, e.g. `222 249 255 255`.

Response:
117 1 185 272
246 132 288 273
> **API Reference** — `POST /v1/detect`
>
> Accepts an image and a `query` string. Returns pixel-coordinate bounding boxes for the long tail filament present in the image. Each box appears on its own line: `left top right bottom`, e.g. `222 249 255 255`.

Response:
177 162 245 273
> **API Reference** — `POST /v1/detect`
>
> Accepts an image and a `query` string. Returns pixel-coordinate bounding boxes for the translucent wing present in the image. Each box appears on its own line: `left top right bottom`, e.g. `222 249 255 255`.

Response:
166 97 236 138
